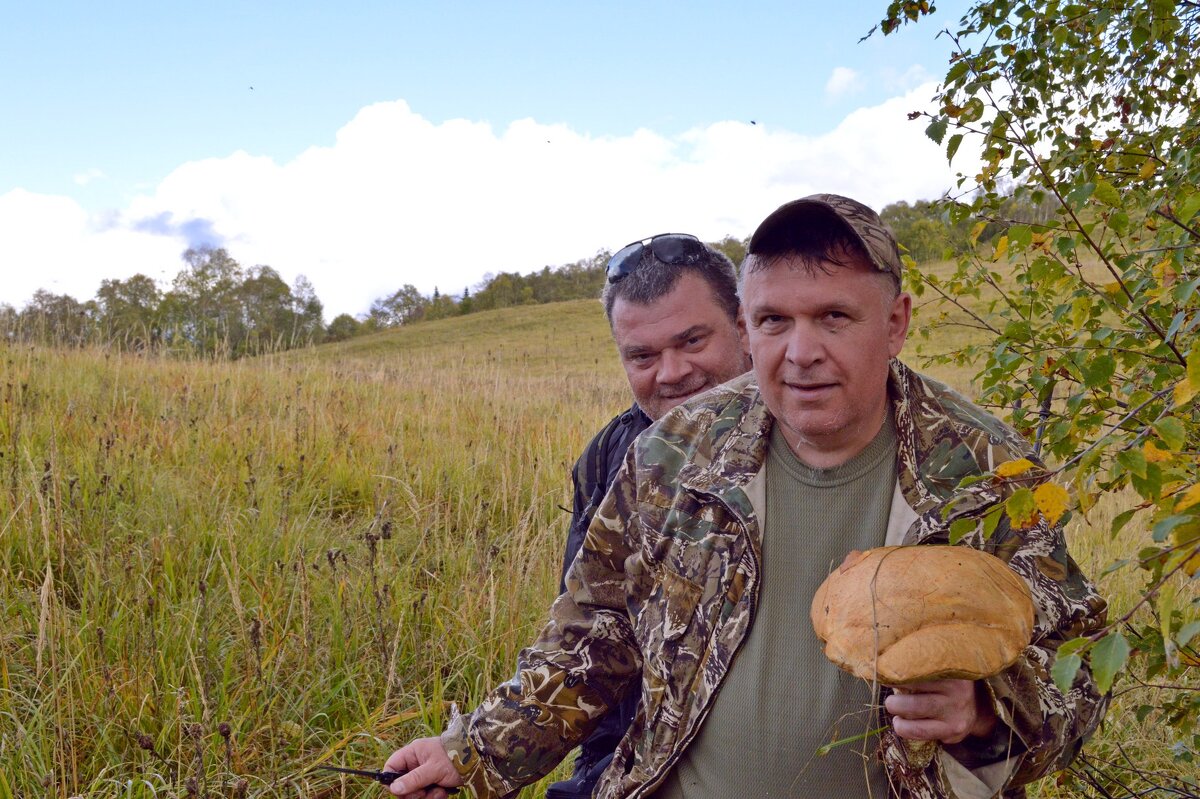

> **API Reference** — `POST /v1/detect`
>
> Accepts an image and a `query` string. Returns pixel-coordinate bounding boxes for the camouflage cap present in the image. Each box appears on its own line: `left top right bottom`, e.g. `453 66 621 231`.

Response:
748 194 903 282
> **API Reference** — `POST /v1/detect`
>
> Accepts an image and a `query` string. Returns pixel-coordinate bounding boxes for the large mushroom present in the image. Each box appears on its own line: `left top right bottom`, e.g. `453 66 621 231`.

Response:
810 546 1035 686
810 546 1035 768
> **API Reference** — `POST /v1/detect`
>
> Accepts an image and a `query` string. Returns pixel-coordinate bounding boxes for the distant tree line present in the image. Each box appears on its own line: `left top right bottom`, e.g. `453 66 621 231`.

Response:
881 189 1059 262
1 201 1042 355
0 246 324 357
321 235 749 342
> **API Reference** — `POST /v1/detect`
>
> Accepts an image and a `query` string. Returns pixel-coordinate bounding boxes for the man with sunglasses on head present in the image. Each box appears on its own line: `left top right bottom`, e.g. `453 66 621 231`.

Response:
383 197 1106 799
547 233 749 799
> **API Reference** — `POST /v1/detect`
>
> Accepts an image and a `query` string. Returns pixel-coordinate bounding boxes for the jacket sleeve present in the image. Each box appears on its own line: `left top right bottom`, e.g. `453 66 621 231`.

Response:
982 513 1109 789
442 449 645 798
559 440 596 593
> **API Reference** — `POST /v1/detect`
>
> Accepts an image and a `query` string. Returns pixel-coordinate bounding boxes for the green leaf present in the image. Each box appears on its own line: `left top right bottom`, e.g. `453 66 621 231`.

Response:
1175 276 1200 304
1101 558 1131 576
1066 182 1095 210
1052 652 1083 693
945 60 970 84
946 133 964 163
1151 514 1194 543
1091 631 1130 694
1177 621 1200 649
1117 448 1148 479
1070 297 1092 327
949 517 977 544
1111 507 1139 538
956 474 993 489
1057 636 1091 657
982 505 1004 540
1082 354 1115 388
1093 179 1121 207
1154 417 1186 451
1178 193 1200 224
959 97 985 124
1130 462 1163 501
926 117 949 145
1166 310 1188 342
1006 487 1038 529
1008 225 1032 249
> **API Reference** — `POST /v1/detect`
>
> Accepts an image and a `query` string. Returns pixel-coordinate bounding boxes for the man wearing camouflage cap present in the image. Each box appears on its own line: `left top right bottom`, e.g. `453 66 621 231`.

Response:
384 195 1108 799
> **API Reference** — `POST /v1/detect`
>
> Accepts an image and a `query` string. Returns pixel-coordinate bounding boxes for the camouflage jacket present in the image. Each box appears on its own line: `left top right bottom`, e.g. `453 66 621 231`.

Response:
442 362 1108 799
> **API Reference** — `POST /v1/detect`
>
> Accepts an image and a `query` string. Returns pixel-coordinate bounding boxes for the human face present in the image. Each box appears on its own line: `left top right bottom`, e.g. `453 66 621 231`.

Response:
740 256 911 467
611 272 750 420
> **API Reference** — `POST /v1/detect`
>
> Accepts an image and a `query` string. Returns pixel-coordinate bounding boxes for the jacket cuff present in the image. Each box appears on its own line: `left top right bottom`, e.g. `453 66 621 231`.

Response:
440 716 477 781
441 716 516 799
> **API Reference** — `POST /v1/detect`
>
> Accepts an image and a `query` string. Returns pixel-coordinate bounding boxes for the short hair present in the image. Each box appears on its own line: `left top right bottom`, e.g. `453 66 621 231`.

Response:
739 230 901 300
601 244 739 323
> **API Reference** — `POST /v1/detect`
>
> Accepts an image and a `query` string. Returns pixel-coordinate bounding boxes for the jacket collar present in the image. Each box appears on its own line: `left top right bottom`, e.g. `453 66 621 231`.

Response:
670 361 1014 522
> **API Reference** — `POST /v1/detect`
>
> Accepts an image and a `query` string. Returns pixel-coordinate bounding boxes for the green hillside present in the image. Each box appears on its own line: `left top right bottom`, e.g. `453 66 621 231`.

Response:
306 297 626 382
0 296 1184 797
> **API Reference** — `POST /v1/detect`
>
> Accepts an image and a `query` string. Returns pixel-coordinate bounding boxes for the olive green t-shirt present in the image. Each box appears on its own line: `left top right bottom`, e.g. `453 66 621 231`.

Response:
652 415 897 798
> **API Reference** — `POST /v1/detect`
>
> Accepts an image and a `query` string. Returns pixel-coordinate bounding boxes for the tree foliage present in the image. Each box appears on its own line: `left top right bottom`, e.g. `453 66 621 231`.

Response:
5 247 326 357
882 0 1199 788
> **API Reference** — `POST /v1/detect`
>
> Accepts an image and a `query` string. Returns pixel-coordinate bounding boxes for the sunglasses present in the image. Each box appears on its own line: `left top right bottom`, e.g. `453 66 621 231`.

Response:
606 233 707 284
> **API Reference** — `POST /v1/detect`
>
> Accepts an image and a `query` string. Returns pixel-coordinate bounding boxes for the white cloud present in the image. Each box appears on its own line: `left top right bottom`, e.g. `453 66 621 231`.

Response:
0 86 977 318
0 189 186 306
826 67 864 98
73 168 107 186
882 64 936 94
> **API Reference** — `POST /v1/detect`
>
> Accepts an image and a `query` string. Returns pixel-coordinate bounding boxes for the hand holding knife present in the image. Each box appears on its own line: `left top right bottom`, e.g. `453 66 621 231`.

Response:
316 765 460 793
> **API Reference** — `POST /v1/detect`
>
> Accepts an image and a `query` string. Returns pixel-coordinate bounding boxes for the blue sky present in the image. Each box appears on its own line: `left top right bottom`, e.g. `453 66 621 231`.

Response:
1 1 975 317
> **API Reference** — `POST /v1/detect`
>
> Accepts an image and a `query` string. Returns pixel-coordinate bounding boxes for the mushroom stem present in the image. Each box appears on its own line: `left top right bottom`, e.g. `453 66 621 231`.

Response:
901 739 937 769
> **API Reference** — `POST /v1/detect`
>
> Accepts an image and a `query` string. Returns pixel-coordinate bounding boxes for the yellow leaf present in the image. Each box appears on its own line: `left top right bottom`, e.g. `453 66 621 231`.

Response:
1102 281 1124 297
1177 483 1200 512
1182 649 1200 667
995 458 1037 478
1172 532 1200 578
1152 257 1177 288
993 235 1010 261
970 220 988 245
1138 158 1157 181
1176 379 1199 408
1144 440 1174 463
1172 520 1200 546
1034 483 1070 526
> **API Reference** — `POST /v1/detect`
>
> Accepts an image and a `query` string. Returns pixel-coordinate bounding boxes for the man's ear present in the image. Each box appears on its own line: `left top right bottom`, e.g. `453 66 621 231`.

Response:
887 292 912 358
737 308 750 355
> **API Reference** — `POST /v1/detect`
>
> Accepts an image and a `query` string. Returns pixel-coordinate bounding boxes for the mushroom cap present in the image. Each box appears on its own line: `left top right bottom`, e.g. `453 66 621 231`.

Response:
810 546 1035 685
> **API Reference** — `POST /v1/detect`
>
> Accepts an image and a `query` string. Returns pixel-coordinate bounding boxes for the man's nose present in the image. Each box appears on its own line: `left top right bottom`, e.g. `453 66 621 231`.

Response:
657 348 693 384
785 326 824 367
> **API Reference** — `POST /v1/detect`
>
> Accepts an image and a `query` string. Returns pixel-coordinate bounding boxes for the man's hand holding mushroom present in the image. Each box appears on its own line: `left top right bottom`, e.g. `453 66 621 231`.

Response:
884 678 997 745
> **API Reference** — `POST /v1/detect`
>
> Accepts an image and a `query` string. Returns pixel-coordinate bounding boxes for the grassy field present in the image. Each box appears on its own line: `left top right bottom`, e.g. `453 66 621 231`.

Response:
0 297 1193 797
